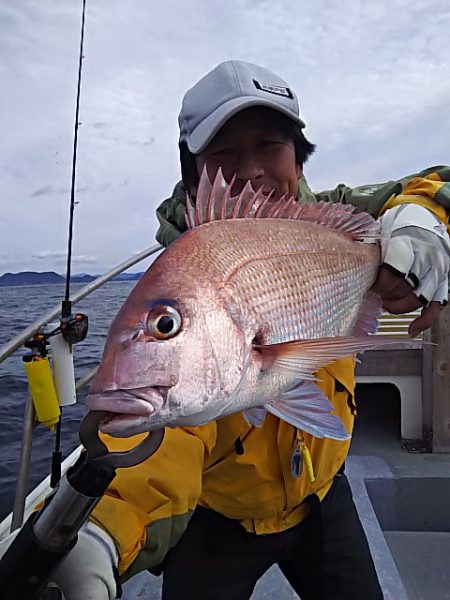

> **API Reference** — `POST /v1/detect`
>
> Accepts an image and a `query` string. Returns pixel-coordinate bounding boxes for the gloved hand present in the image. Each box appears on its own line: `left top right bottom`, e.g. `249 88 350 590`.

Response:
374 203 450 336
0 521 119 600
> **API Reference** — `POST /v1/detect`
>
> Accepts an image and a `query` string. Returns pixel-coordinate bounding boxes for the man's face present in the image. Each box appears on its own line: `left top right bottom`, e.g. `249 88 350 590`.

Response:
193 107 302 201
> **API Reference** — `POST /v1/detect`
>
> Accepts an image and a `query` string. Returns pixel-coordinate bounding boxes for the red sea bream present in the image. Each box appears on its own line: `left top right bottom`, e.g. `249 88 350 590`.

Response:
87 169 387 440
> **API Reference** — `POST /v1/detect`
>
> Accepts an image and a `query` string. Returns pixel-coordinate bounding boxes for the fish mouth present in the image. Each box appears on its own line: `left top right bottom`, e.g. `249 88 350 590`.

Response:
86 387 166 436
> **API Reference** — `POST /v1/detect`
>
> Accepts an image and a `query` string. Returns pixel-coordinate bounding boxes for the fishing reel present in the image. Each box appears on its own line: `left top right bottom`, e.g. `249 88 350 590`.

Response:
58 312 88 345
23 333 50 360
23 306 88 360
59 300 88 345
22 304 89 435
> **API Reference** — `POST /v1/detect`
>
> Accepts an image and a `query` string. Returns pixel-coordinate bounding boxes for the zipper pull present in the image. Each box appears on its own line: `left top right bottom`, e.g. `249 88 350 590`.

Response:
290 443 303 478
300 441 315 483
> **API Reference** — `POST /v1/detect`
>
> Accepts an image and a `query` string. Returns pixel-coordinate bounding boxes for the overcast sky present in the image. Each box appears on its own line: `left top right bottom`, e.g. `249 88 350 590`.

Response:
1 0 449 276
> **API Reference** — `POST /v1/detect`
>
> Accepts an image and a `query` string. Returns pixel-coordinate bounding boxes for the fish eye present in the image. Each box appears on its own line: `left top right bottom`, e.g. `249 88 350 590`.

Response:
146 304 182 340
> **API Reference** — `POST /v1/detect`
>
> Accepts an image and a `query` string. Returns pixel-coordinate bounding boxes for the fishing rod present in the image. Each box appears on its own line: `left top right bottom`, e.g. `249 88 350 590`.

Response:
50 0 89 489
0 1 166 598
21 0 89 491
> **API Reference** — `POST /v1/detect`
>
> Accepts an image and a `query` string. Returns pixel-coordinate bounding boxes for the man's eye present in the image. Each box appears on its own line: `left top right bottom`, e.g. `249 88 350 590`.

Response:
261 140 283 148
213 148 234 156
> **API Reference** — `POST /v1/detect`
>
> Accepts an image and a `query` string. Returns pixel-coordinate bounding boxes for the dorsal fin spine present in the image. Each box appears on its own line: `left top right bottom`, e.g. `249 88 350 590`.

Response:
187 168 380 240
253 193 272 218
230 183 246 219
208 169 225 223
242 185 263 217
195 166 211 226
219 175 234 221
206 171 217 223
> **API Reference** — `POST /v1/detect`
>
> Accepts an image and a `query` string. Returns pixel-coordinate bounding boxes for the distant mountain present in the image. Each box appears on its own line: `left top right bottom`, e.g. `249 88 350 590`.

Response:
0 271 65 286
71 274 96 283
111 273 145 282
0 271 144 287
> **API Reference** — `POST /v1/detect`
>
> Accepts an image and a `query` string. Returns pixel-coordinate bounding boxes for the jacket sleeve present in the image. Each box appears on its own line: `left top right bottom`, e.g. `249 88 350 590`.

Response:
155 181 189 247
90 423 216 580
314 165 450 225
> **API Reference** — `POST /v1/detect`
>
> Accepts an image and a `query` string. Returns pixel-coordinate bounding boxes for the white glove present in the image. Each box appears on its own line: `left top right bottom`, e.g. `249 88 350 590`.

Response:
0 521 119 600
379 203 450 304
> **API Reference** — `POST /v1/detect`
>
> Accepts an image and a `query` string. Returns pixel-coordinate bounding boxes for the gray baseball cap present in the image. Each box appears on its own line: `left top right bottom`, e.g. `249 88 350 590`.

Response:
178 60 305 154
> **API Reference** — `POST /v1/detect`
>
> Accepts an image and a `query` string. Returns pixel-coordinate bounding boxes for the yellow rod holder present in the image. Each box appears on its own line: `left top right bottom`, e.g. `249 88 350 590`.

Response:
23 358 60 430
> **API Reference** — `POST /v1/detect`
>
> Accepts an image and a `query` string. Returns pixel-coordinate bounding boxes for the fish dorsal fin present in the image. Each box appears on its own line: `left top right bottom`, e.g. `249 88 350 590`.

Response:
185 167 380 241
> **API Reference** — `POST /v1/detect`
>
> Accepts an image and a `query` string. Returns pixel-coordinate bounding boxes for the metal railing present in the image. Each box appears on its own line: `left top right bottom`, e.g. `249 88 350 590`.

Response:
1 243 162 531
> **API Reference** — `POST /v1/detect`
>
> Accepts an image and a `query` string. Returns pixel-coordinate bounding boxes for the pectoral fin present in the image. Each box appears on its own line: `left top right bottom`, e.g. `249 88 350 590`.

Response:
256 335 392 378
243 406 267 427
265 380 350 441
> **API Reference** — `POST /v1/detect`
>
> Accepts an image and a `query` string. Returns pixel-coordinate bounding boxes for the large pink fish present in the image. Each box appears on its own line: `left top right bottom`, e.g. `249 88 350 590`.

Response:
87 169 387 440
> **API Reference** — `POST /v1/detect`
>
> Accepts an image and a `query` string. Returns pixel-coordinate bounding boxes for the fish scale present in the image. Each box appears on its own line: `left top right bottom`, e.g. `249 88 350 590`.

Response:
182 219 378 344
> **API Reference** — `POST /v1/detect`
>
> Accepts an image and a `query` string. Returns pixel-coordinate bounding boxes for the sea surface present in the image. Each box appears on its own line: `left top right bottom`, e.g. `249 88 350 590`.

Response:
0 281 137 520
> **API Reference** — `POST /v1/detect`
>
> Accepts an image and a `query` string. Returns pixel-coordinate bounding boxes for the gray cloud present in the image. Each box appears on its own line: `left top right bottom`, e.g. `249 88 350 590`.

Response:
31 251 98 264
88 122 109 129
29 183 112 197
29 185 55 198
108 135 155 148
31 251 67 260
1 0 449 276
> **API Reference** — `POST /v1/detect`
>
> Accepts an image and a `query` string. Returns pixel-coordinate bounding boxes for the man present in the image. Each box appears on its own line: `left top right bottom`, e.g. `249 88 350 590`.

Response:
1 60 449 599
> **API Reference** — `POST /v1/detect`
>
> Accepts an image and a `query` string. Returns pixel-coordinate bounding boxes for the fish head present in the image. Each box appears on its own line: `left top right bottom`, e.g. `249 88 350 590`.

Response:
87 257 248 436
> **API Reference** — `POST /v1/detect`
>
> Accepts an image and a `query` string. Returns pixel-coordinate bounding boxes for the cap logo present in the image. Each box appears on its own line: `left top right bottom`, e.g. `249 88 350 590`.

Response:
253 79 293 99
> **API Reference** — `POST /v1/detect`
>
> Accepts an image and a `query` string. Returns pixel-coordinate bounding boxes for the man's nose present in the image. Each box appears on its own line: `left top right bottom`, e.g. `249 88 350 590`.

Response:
233 156 265 192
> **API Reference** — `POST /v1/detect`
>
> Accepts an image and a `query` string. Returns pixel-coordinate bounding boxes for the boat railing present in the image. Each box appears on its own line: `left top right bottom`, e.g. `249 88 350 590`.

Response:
0 243 162 533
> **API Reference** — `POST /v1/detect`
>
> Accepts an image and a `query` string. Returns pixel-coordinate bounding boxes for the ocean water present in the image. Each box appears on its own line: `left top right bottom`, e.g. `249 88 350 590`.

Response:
0 281 137 520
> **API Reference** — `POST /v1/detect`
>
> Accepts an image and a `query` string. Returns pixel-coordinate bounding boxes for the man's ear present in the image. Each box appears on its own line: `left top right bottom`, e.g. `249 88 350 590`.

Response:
296 163 303 179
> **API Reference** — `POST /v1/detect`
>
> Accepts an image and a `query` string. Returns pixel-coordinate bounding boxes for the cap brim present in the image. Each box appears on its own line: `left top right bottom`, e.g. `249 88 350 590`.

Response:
184 96 306 154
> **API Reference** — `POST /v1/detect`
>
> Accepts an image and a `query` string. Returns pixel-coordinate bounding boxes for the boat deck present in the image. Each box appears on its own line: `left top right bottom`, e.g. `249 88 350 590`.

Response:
348 383 450 600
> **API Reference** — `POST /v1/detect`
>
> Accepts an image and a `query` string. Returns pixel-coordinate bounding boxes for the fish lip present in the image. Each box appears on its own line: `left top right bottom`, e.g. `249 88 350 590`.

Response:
96 413 161 437
86 387 166 416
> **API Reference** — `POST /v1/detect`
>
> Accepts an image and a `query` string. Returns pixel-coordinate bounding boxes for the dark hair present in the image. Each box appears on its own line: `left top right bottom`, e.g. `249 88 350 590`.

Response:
179 109 316 190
